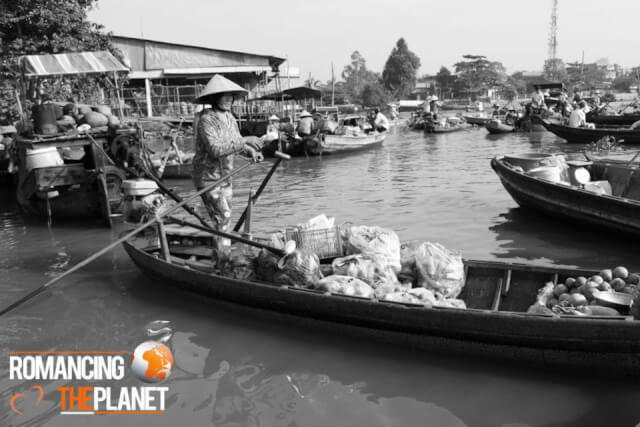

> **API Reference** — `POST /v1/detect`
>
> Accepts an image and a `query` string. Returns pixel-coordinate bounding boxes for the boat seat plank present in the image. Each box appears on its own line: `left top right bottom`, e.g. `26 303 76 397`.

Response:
602 165 632 197
622 171 640 200
459 266 503 310
498 270 553 313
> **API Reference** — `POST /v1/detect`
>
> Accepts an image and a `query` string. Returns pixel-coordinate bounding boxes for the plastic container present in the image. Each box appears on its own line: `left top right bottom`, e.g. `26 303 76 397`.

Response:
503 153 555 172
285 226 343 260
527 165 561 182
25 147 64 172
122 179 158 197
32 104 59 135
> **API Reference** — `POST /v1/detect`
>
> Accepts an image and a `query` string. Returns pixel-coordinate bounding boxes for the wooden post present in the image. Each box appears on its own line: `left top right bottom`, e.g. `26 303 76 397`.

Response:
145 78 152 117
157 220 171 261
243 188 254 239
113 72 124 120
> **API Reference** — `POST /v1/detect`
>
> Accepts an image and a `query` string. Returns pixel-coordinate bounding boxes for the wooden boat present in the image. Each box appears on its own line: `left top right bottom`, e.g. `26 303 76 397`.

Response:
540 120 640 144
306 131 385 155
424 124 467 134
123 227 640 373
485 118 514 134
491 155 640 234
15 130 127 226
587 109 640 127
462 115 491 126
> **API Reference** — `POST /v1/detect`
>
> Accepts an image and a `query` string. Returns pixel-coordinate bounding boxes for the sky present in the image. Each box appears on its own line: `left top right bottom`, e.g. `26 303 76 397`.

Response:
88 0 640 82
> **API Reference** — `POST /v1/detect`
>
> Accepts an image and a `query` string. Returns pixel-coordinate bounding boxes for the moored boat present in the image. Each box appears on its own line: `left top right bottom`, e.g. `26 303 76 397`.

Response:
491 154 640 234
485 118 515 134
540 120 640 144
123 226 640 373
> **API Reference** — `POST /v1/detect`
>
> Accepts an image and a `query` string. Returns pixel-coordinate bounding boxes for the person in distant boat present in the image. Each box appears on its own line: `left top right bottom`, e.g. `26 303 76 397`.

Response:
531 87 546 110
373 108 390 132
192 74 263 255
491 103 502 117
568 100 589 128
591 90 602 109
557 90 570 117
296 110 315 137
264 115 280 142
429 96 439 120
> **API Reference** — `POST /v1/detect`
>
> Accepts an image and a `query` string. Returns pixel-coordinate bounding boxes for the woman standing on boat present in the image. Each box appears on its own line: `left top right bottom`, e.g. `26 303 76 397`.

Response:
192 75 263 250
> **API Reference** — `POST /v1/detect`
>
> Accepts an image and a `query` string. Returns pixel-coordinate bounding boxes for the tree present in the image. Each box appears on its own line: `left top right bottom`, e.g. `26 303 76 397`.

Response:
435 66 456 98
360 81 389 107
612 75 636 92
453 54 508 97
381 38 421 98
0 0 119 111
341 51 379 104
543 58 568 82
304 74 321 88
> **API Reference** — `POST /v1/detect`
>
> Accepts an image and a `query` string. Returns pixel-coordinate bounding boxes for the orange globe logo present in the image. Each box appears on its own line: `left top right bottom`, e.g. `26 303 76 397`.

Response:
131 341 174 383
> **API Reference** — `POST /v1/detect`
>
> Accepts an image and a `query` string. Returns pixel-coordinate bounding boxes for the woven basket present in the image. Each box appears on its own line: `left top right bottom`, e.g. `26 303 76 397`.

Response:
284 226 343 259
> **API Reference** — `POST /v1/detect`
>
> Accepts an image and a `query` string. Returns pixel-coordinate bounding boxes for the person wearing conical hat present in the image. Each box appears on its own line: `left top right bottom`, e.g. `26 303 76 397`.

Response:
296 110 315 137
192 74 263 251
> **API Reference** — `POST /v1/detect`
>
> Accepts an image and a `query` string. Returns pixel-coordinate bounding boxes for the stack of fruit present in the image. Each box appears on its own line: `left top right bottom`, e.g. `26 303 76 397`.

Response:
546 266 639 311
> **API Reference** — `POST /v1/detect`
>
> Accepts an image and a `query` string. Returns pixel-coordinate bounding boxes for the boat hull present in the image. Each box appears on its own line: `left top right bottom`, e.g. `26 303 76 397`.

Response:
491 156 640 234
306 132 385 155
541 121 640 144
485 120 514 134
123 235 640 373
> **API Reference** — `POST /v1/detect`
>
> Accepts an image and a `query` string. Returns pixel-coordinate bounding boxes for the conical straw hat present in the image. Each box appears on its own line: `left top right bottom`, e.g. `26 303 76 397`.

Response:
194 74 248 103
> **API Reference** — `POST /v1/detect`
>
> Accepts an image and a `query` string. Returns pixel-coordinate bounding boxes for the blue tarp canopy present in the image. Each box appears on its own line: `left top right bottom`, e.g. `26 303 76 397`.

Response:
21 51 128 77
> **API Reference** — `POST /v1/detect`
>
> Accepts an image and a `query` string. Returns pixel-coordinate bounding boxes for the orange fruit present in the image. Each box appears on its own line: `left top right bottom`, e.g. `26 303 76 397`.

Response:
613 266 629 280
599 269 613 282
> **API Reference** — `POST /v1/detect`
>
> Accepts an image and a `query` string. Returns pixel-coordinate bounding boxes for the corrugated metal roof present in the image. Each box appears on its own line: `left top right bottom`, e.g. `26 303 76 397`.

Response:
21 51 128 77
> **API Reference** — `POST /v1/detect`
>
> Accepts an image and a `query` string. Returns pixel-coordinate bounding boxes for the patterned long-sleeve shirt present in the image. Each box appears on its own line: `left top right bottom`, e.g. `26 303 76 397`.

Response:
192 108 246 188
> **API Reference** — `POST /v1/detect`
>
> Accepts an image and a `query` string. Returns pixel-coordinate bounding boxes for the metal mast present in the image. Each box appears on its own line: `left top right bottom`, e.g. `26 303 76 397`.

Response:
547 0 559 79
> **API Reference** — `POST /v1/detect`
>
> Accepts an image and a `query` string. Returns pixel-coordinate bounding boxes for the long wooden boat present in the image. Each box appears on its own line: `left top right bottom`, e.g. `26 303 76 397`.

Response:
491 155 640 234
462 115 491 126
424 125 467 134
540 120 640 144
123 228 640 373
308 131 385 154
485 119 514 134
587 110 640 126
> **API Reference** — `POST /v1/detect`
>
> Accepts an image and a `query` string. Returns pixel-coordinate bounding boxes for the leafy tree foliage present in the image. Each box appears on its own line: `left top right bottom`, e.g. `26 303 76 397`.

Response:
341 51 379 104
612 75 637 92
360 81 389 107
453 54 507 96
434 66 456 97
381 38 420 98
543 58 568 82
0 0 118 115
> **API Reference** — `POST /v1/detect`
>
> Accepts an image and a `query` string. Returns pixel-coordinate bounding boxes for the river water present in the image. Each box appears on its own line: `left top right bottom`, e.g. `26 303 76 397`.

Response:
1 123 639 427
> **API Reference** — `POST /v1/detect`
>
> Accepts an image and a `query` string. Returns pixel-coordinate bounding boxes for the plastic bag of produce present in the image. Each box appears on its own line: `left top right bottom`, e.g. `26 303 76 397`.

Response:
255 249 287 283
276 243 323 288
526 282 555 315
373 281 411 299
314 275 373 298
398 241 421 284
381 291 423 304
331 254 400 288
407 287 437 306
343 225 401 272
433 298 466 309
219 243 260 281
413 242 465 298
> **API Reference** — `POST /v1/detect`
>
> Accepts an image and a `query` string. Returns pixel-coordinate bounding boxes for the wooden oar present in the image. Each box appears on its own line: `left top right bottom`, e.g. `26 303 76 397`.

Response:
165 216 284 256
233 151 290 232
0 160 255 317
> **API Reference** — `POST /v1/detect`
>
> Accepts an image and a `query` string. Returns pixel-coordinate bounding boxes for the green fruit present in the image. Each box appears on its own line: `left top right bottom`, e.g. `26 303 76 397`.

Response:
576 276 588 287
570 288 580 294
553 284 568 297
611 278 626 292
599 282 612 291
613 266 629 280
564 277 577 288
627 273 640 285
622 286 636 295
547 297 559 308
568 293 588 307
583 284 599 300
599 269 613 282
590 275 604 285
